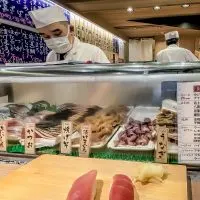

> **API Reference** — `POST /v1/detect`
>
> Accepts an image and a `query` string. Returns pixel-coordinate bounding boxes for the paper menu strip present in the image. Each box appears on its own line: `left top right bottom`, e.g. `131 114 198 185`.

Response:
79 125 91 158
61 121 72 154
155 125 168 163
0 121 7 152
177 82 200 164
25 123 35 155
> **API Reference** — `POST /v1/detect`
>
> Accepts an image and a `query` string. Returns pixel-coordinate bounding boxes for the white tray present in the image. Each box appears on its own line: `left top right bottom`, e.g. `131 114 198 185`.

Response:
20 136 61 149
126 106 134 117
107 126 155 151
168 142 178 154
71 126 119 149
128 106 160 121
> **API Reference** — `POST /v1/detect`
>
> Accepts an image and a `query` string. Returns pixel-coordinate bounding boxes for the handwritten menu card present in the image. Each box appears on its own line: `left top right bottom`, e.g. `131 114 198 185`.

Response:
155 125 168 163
177 82 200 164
0 24 49 64
61 121 72 154
0 0 70 27
0 122 7 152
79 125 91 158
25 123 35 154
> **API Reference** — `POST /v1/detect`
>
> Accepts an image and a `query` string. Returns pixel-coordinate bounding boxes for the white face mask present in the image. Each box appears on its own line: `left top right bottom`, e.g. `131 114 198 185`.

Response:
45 28 72 54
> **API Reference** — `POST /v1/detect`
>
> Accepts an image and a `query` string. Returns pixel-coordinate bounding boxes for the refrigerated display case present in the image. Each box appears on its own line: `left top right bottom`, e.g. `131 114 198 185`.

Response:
0 62 199 165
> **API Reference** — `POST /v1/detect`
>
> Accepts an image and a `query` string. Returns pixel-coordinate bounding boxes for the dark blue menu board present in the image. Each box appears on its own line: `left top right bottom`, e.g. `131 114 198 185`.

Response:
0 0 70 27
113 38 119 54
0 23 49 64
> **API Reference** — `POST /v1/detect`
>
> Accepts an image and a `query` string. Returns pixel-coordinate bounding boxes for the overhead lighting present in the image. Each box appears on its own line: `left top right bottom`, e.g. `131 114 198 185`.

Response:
127 6 134 13
153 6 161 10
182 4 190 8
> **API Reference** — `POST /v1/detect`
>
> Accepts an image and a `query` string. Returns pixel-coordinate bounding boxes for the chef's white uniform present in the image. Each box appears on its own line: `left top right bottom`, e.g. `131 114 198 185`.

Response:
46 37 110 63
156 44 199 63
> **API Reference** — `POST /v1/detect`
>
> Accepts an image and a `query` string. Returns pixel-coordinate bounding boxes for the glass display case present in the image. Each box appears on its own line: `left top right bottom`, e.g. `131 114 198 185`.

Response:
0 62 200 166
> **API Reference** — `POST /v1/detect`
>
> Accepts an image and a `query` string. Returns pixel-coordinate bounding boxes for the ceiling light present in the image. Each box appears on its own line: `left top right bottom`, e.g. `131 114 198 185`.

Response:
182 4 190 8
153 6 161 10
127 6 134 13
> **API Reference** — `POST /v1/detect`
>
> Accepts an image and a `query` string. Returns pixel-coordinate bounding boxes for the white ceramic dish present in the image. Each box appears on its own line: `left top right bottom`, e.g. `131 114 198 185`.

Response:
168 142 178 154
129 106 160 121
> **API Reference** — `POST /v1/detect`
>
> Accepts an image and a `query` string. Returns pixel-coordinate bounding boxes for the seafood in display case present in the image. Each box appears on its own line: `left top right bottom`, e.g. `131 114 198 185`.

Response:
114 117 155 147
2 101 129 149
108 107 159 151
0 62 199 164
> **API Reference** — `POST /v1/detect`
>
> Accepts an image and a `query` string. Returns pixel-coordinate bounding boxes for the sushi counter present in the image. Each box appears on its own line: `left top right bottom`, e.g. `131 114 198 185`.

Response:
0 63 200 199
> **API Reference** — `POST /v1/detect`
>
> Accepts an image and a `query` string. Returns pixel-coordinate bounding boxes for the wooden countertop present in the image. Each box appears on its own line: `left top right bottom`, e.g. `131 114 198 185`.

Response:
0 161 199 200
0 164 20 178
0 155 188 200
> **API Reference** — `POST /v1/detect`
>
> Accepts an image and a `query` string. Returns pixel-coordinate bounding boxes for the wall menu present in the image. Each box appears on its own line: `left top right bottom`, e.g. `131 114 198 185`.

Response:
177 82 200 164
0 24 49 64
0 0 70 27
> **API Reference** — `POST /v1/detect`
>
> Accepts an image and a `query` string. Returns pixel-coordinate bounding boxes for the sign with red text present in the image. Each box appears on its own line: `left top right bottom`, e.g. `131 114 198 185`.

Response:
177 82 200 164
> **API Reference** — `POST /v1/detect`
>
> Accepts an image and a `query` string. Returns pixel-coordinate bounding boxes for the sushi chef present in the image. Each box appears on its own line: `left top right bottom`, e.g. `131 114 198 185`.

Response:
29 6 110 63
156 31 199 63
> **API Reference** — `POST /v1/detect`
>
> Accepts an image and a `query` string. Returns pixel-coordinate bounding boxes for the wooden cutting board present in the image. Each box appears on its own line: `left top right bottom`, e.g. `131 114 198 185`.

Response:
0 155 187 200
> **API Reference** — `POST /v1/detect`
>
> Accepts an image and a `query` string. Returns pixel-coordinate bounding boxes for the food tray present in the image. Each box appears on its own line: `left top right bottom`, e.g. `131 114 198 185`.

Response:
20 137 61 149
70 106 133 149
168 142 178 154
129 106 160 121
126 106 134 118
107 126 155 151
71 126 120 149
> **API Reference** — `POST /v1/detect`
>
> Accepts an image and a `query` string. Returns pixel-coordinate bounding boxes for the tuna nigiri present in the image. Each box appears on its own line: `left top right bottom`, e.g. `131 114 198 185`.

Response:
67 170 97 200
110 174 134 200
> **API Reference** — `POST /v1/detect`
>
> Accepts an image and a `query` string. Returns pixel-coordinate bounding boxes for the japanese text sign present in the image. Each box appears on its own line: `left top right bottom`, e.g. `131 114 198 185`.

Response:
0 121 7 152
155 125 168 163
79 125 91 158
61 121 72 154
25 123 35 155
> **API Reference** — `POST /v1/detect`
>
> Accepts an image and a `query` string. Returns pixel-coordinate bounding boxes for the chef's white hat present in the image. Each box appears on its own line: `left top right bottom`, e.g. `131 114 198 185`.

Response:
165 31 179 41
29 6 68 29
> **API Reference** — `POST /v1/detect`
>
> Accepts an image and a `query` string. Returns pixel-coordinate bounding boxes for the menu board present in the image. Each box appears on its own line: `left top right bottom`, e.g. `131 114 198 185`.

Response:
0 23 49 63
0 0 70 63
113 38 119 53
0 0 70 27
177 82 200 164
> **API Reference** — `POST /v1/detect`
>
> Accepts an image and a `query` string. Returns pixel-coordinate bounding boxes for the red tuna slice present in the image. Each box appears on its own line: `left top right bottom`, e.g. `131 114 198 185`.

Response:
113 179 134 194
109 185 134 200
67 170 97 200
113 174 132 183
